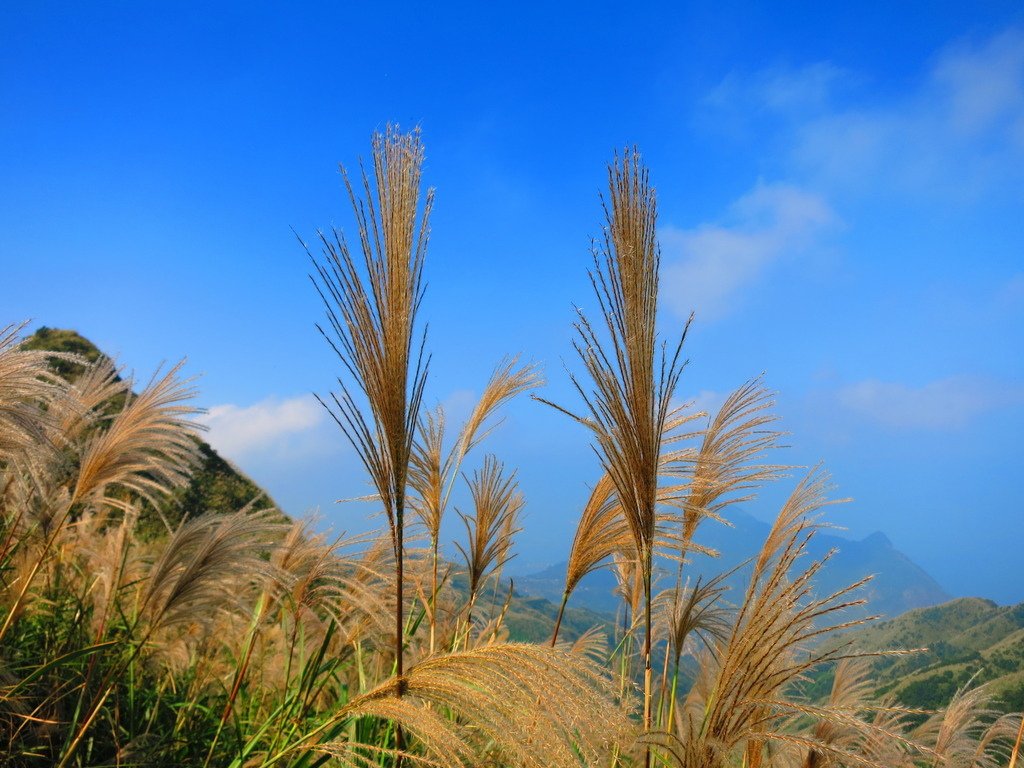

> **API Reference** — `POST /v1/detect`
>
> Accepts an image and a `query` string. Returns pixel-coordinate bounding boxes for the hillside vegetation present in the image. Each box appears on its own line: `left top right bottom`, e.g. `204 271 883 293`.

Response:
812 597 1024 713
2 128 1020 768
22 327 606 646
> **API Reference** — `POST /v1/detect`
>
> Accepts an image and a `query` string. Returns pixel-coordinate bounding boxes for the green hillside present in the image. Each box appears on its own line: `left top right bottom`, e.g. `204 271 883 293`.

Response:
813 597 1024 712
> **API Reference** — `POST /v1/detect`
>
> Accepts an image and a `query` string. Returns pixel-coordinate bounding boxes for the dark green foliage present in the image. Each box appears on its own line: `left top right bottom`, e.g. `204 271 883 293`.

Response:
900 669 976 710
21 326 104 379
0 572 343 767
503 596 612 644
444 572 614 645
998 681 1024 712
160 439 272 527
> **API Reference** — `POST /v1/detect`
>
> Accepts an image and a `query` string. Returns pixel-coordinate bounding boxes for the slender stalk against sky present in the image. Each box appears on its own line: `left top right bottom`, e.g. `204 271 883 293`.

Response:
540 150 689 763
308 126 432 761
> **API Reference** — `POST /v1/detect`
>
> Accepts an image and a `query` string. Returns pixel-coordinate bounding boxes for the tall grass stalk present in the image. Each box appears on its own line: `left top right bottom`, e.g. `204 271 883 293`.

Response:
409 358 538 653
307 125 432 758
538 150 687 765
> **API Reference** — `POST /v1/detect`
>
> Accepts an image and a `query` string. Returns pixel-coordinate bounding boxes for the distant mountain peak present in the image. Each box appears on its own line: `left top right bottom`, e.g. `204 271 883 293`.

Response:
862 531 892 548
516 507 949 619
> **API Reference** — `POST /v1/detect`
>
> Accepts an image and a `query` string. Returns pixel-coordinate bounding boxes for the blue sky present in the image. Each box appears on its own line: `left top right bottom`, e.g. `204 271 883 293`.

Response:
3 2 1023 602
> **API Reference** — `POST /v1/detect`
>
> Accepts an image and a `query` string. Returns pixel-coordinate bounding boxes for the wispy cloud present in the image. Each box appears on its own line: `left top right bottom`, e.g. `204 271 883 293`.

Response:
705 28 1024 201
675 26 1024 327
837 375 1024 429
691 389 728 419
706 61 849 119
998 273 1024 307
797 29 1023 198
933 28 1024 138
660 181 838 320
200 395 325 458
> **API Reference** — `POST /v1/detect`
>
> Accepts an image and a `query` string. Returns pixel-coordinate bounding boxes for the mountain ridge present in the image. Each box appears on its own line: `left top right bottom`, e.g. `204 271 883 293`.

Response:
514 508 951 620
22 326 274 530
20 328 1017 713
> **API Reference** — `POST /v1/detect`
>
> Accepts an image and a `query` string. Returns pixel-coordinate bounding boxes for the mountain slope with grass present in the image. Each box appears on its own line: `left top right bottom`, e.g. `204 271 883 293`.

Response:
806 597 1024 713
23 326 273 528
6 129 1019 768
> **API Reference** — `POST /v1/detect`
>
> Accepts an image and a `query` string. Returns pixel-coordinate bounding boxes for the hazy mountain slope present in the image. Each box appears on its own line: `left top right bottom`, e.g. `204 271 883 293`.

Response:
465 585 613 644
517 509 950 619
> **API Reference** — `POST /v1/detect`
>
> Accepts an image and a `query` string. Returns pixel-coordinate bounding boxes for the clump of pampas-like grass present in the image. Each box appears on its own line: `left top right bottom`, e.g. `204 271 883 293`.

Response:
2 130 1021 768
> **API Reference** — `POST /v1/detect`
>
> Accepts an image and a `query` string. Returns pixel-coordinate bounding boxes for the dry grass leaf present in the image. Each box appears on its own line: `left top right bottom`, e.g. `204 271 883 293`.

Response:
408 406 445 541
307 128 435 747
409 357 539 545
612 551 644 626
456 357 541 458
72 361 201 514
329 530 399 649
555 624 609 662
0 322 69 464
562 473 629 604
308 125 431 556
797 657 916 768
664 468 906 767
50 357 128 443
66 505 146 636
913 678 1021 768
340 643 633 768
653 572 731 665
535 150 691 745
663 377 784 557
271 522 394 642
455 455 523 607
407 358 539 654
139 507 287 639
319 695 472 768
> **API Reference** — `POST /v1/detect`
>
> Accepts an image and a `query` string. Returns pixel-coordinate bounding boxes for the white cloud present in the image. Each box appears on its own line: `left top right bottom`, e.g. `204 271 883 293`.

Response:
660 181 838 320
999 273 1024 306
199 395 325 458
795 29 1024 198
837 375 1024 429
667 27 1024 327
439 388 477 426
933 28 1024 137
706 62 848 117
706 28 1024 201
